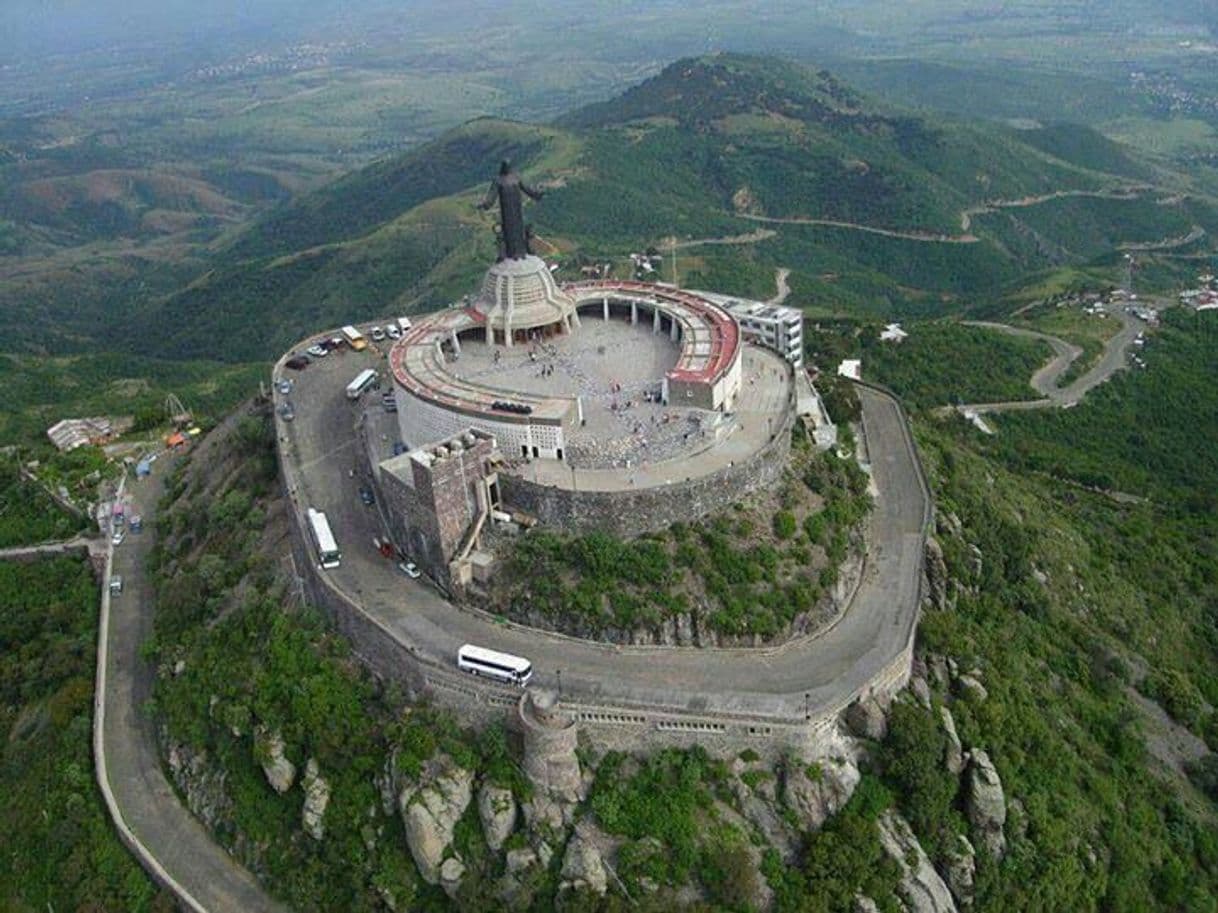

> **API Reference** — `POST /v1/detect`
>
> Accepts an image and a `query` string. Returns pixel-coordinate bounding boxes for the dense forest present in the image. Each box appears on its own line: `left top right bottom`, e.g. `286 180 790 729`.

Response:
0 557 166 911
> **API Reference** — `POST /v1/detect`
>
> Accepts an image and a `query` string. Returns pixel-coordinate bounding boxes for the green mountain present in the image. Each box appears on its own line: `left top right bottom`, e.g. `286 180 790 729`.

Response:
28 54 1218 362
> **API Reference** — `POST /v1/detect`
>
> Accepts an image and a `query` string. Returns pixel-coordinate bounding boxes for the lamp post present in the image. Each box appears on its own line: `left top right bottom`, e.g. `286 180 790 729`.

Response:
804 692 810 722
556 668 563 698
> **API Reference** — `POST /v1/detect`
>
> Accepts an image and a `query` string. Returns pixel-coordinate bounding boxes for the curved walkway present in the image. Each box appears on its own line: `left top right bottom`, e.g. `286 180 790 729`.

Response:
95 467 286 913
956 309 1146 414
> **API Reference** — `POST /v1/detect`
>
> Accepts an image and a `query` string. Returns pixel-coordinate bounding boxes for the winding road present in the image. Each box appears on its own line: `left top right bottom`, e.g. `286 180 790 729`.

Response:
955 308 1147 414
95 467 286 913
279 348 929 722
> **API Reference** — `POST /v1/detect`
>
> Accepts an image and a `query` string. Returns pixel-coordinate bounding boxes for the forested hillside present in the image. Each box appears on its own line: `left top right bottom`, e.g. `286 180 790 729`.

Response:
24 53 1215 364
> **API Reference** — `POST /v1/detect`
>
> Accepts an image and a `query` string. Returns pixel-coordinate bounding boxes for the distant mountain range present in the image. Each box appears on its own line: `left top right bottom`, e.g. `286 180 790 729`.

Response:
7 54 1218 362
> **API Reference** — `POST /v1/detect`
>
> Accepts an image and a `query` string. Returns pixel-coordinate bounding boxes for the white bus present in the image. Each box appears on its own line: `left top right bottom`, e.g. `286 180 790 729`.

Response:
341 325 368 351
306 508 341 569
346 368 379 400
457 644 533 686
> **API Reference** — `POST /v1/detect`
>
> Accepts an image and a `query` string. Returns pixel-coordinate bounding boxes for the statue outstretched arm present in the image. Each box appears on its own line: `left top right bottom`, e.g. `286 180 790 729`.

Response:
477 181 498 210
520 181 545 202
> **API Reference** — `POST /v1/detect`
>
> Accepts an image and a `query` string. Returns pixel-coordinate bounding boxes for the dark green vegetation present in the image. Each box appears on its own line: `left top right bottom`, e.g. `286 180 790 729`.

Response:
860 322 1051 409
0 557 167 912
0 454 90 547
494 435 870 641
891 310 1218 909
0 351 265 447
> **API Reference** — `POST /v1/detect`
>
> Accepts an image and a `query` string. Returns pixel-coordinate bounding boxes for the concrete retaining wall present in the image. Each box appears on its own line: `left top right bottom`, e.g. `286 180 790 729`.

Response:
499 389 796 540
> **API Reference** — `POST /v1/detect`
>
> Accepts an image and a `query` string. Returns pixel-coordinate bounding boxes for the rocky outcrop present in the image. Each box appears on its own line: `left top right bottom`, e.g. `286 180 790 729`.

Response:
783 756 861 833
301 758 330 840
943 834 976 909
939 706 965 776
956 674 989 703
854 896 881 913
254 727 296 795
878 811 958 913
925 537 950 610
965 750 1007 861
560 830 608 895
439 857 466 900
165 739 231 832
399 761 475 884
478 784 517 851
845 695 888 740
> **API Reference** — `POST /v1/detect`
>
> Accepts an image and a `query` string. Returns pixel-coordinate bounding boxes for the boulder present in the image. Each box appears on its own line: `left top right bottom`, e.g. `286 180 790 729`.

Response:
910 675 932 709
301 758 331 841
939 707 965 776
967 545 983 580
477 784 517 851
255 728 296 795
560 832 608 895
942 834 976 909
936 511 963 540
854 896 882 913
878 811 958 913
956 674 988 703
783 756 861 833
925 537 950 610
399 763 475 884
965 750 1007 861
926 654 950 691
439 856 465 900
505 847 538 875
845 696 888 741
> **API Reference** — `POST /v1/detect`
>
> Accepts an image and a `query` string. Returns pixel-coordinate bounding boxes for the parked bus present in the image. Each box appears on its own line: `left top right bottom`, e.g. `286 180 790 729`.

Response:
306 508 341 569
341 325 368 351
346 368 379 400
457 644 533 686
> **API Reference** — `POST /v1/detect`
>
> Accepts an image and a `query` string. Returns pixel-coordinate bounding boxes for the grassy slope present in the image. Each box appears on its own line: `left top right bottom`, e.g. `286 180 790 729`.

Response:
123 54 1218 362
0 351 266 446
0 557 167 912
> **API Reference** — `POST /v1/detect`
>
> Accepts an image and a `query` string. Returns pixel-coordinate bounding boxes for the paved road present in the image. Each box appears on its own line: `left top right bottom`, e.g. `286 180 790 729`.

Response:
97 465 286 913
958 308 1146 414
278 348 927 721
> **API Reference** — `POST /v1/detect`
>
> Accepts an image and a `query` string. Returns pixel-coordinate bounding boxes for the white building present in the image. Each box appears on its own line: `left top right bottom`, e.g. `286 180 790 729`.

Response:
720 299 804 369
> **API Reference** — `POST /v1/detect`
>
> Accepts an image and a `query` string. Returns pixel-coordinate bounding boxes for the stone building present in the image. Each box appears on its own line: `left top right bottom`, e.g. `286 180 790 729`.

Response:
377 429 501 585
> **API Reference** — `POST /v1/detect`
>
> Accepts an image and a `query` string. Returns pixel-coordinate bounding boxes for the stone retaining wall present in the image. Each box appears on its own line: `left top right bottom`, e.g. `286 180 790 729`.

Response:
274 339 926 762
499 390 796 540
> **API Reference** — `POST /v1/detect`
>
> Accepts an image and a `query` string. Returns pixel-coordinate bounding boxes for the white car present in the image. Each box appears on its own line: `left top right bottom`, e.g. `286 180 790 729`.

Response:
112 529 126 546
306 344 328 358
370 326 386 342
398 561 421 579
385 324 402 340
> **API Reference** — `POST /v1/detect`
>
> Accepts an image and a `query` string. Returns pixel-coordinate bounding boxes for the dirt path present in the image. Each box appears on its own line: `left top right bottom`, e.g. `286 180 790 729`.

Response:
954 309 1146 414
670 228 777 249
768 267 791 305
960 185 1152 232
737 212 979 244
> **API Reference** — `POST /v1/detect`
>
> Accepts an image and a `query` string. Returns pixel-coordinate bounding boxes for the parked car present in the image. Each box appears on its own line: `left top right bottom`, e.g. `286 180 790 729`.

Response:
370 325 386 342
279 401 296 422
112 529 126 546
306 344 328 358
392 441 407 456
130 515 143 533
385 324 401 340
285 356 310 370
398 561 421 579
276 378 293 395
326 336 344 351
109 576 123 596
381 392 398 413
359 486 375 506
